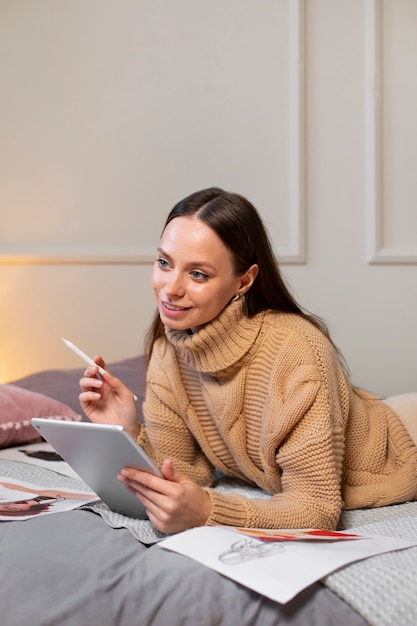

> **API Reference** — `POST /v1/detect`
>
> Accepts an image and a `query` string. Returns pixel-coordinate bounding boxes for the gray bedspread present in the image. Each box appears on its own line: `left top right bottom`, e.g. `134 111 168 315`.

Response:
0 460 366 626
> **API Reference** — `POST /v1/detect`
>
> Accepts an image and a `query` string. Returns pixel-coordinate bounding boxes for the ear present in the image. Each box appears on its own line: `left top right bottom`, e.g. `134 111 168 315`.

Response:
237 264 259 296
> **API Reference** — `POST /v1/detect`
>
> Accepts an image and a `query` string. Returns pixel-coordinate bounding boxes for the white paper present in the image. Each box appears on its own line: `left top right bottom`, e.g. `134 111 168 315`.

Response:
158 526 417 604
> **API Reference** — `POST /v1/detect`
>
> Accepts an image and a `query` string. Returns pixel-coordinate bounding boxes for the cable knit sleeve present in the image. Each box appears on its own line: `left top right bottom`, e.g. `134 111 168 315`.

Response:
137 341 216 486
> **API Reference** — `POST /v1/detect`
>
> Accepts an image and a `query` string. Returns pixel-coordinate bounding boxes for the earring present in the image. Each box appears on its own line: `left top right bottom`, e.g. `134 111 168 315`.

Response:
232 294 240 302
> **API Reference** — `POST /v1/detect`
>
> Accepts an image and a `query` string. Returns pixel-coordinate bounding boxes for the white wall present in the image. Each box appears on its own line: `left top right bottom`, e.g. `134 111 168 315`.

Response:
1 1 416 396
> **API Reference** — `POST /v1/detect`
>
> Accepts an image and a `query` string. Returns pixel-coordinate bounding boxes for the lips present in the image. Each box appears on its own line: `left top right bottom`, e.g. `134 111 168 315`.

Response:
161 300 192 315
162 302 190 312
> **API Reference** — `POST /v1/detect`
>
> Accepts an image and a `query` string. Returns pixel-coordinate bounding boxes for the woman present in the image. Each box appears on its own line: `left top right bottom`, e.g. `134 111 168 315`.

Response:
79 187 417 534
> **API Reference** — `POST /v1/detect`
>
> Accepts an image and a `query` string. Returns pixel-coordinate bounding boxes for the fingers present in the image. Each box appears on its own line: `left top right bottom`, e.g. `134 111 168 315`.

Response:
79 357 108 386
161 458 176 481
92 355 108 374
118 468 172 510
93 355 106 367
119 461 185 491
79 361 115 397
79 367 103 405
81 369 102 388
118 466 212 533
78 364 140 435
80 364 101 388
118 467 164 492
119 472 177 531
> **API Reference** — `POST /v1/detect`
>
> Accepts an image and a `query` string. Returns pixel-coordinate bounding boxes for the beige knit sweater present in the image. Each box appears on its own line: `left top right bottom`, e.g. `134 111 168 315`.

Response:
138 299 417 530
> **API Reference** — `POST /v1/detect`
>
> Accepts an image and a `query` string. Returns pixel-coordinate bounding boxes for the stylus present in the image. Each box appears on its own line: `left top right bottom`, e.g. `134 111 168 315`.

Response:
61 338 138 401
62 338 108 376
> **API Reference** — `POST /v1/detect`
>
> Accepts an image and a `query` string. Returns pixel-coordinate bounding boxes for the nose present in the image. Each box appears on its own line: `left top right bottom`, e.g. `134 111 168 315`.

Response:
164 271 185 298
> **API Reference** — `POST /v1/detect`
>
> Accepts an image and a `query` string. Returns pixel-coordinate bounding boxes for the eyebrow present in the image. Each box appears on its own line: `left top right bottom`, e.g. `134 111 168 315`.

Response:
156 247 217 272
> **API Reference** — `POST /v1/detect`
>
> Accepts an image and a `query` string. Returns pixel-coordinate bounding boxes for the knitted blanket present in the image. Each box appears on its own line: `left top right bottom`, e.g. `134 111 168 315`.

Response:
1 459 416 625
327 501 417 626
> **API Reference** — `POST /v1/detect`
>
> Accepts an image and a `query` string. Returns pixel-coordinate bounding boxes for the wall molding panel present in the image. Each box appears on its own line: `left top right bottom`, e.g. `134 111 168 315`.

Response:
277 0 306 264
1 0 306 267
366 0 417 264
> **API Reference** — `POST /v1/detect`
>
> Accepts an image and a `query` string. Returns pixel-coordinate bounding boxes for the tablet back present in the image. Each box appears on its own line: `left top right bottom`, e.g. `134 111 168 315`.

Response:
31 418 162 519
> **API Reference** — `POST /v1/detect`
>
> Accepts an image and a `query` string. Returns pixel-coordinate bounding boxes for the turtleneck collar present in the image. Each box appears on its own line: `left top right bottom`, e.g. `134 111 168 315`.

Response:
164 299 264 377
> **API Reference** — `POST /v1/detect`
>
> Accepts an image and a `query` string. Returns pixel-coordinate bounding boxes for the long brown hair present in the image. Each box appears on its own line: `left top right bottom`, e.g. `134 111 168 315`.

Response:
145 187 336 362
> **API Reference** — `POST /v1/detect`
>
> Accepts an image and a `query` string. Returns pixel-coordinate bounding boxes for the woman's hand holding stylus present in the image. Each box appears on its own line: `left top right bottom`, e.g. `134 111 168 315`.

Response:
79 357 140 440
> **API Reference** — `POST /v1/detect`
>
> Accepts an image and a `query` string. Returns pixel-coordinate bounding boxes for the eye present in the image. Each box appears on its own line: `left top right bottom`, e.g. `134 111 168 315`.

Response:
191 270 209 281
156 257 169 269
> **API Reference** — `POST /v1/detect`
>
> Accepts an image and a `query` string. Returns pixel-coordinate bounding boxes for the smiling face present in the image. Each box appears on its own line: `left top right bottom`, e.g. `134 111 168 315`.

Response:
152 215 257 331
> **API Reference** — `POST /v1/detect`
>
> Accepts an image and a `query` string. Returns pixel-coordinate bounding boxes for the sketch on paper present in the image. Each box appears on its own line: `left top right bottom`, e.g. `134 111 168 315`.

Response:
218 538 285 565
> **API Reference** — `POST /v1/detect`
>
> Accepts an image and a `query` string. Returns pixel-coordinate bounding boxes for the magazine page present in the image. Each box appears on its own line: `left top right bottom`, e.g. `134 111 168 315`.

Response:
0 442 81 479
0 476 99 521
158 525 417 604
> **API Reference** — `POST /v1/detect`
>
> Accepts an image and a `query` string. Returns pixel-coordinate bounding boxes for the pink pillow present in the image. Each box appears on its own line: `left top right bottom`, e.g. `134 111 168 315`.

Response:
0 384 82 449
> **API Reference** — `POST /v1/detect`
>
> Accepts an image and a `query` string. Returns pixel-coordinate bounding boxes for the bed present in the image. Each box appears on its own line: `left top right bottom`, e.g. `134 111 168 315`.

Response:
1 356 416 626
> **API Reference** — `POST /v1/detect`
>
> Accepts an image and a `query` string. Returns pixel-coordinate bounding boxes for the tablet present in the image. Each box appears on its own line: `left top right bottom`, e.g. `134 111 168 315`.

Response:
31 418 162 519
